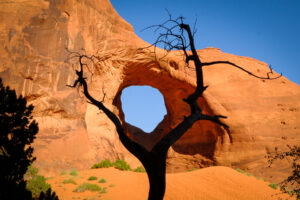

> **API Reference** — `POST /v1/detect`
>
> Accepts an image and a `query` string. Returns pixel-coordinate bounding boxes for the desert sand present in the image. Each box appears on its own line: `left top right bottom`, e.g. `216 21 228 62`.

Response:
47 166 295 200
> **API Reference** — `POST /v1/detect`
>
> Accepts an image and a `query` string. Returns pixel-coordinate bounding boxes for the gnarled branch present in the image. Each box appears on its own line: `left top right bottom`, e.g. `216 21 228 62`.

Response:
202 61 282 80
67 53 148 163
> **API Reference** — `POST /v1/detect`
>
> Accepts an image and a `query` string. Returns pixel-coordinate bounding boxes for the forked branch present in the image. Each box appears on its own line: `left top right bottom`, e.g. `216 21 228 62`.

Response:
67 54 148 162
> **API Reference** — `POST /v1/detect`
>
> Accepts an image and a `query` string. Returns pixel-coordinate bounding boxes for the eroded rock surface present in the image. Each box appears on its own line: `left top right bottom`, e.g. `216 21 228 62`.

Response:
0 0 299 183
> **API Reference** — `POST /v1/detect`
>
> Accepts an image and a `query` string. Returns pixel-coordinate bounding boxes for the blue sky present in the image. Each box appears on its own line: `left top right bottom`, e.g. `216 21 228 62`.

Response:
111 0 300 132
121 86 167 132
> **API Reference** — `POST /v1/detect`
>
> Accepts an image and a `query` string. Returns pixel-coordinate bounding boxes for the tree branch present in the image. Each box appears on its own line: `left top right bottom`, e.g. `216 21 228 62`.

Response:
152 110 230 153
143 16 232 153
67 54 149 162
202 61 282 80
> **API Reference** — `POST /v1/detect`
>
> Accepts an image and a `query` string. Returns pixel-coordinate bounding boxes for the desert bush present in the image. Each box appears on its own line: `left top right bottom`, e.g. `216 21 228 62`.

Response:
88 176 97 181
69 170 78 176
25 165 39 180
235 168 252 176
73 183 101 192
98 178 106 183
113 159 132 171
236 168 245 174
24 162 58 199
63 178 77 185
26 174 51 198
91 159 113 169
91 159 132 171
245 172 252 176
268 183 278 190
188 168 198 172
134 166 146 173
100 187 107 194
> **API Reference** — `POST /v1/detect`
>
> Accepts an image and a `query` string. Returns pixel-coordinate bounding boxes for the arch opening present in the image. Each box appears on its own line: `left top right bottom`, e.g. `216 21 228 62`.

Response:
120 85 167 133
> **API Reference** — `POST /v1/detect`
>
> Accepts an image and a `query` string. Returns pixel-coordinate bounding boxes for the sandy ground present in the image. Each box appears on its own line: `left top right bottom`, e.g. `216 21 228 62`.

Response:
47 166 295 200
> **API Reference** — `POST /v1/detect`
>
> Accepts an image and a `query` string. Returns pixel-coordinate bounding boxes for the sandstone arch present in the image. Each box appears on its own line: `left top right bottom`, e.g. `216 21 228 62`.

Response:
112 60 227 168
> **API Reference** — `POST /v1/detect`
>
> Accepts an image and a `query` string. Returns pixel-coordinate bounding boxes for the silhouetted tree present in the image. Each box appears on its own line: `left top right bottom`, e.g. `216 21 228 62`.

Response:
266 145 300 199
38 188 59 200
0 78 58 200
0 77 38 199
68 14 281 200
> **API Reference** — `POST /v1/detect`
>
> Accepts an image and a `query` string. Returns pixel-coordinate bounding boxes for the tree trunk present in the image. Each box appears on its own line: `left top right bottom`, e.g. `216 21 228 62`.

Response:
144 153 167 200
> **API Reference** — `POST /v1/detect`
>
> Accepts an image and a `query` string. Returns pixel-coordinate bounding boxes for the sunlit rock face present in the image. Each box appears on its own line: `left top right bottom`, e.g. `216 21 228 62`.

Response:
0 0 299 183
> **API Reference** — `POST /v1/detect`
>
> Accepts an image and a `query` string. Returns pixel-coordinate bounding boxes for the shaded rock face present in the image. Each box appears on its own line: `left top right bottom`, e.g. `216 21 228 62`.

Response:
0 0 299 183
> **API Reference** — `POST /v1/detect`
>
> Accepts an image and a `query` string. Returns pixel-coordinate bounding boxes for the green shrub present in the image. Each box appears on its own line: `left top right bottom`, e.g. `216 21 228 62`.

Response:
91 159 134 171
73 183 101 192
188 168 198 172
63 178 77 185
268 183 278 190
236 168 245 174
24 166 58 199
245 172 252 176
134 166 146 173
70 170 78 176
60 171 67 175
109 184 115 187
113 159 132 171
100 187 107 194
26 175 51 198
88 176 98 181
98 178 106 183
235 168 252 176
24 165 39 180
91 159 113 169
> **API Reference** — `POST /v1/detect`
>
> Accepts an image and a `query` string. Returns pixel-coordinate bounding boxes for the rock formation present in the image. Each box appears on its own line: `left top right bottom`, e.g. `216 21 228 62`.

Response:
0 0 299 183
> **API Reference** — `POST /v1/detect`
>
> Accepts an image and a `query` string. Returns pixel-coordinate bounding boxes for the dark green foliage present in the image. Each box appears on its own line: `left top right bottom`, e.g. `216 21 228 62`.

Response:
69 170 78 176
91 159 113 169
134 166 146 173
38 188 59 200
91 159 132 171
25 165 39 179
98 178 106 183
63 178 77 185
25 165 58 199
268 183 278 190
0 77 38 200
187 168 198 172
235 168 252 177
113 159 132 171
26 175 51 198
0 78 58 200
100 187 107 194
73 183 101 192
235 168 245 174
88 176 98 181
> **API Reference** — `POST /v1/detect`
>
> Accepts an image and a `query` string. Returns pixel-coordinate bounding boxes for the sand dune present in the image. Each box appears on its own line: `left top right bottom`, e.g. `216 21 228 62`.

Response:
47 166 295 200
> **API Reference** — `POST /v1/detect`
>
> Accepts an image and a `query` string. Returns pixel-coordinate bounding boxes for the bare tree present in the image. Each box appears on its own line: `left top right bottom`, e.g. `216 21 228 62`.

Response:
67 14 281 200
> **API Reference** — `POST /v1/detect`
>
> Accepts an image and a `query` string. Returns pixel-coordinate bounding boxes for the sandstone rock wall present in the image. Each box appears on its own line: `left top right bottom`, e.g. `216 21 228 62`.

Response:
0 0 299 183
